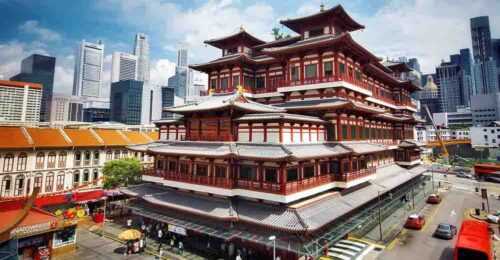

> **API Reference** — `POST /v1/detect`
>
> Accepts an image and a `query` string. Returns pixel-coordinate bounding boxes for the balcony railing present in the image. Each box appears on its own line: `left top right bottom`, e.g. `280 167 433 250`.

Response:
335 167 376 182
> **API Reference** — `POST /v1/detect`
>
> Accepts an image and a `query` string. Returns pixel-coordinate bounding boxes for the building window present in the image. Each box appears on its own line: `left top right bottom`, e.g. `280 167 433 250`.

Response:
320 162 329 175
220 77 229 90
74 151 81 166
239 165 257 181
93 151 100 165
351 126 357 140
355 70 362 81
14 175 25 196
305 64 317 78
34 173 43 190
232 75 240 88
195 164 208 177
17 153 27 171
339 63 345 74
73 171 80 187
210 78 217 89
343 161 351 173
180 162 188 174
45 173 54 193
255 76 265 89
92 169 99 182
36 152 45 169
48 152 57 168
84 151 91 166
56 173 65 191
106 151 112 161
324 61 333 77
264 168 277 183
122 150 128 158
3 154 14 172
212 165 225 178
287 168 298 182
169 161 177 172
156 159 164 170
83 169 90 183
329 161 340 174
303 165 315 179
309 28 323 37
291 66 300 81
244 76 255 88
342 125 348 139
58 152 67 168
1 176 12 196
114 150 120 159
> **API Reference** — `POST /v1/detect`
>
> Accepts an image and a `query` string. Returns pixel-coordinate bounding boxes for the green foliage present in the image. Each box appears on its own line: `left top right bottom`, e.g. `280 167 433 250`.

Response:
271 27 291 40
102 158 142 189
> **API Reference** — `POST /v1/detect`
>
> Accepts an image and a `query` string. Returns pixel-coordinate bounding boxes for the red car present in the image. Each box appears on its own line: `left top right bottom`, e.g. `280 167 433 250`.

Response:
426 194 441 204
404 214 425 230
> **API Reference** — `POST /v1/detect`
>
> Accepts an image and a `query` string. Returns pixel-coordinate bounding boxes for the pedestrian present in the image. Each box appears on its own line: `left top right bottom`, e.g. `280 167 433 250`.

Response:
157 229 163 251
127 218 132 228
178 241 184 255
170 237 175 249
139 236 144 253
235 253 242 260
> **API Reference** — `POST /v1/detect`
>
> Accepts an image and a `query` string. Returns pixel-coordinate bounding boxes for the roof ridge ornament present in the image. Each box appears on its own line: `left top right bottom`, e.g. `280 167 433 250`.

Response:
236 85 246 95
320 3 325 12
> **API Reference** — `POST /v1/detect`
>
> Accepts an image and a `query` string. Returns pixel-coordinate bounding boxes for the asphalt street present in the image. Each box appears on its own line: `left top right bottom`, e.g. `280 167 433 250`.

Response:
379 173 500 260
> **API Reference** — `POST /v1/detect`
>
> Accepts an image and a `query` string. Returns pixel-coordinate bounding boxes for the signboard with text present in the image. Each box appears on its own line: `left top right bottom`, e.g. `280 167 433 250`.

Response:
168 224 187 236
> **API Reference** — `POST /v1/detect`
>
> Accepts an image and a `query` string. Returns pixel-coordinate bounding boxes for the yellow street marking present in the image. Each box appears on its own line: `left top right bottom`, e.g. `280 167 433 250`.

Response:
348 237 385 249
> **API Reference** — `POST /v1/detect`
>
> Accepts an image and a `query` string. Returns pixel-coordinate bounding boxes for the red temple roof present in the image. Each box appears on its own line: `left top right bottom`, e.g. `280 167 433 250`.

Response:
204 28 265 49
280 5 364 34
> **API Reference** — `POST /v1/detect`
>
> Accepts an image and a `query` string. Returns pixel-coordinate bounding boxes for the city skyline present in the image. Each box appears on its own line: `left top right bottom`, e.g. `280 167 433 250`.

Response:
1 0 500 96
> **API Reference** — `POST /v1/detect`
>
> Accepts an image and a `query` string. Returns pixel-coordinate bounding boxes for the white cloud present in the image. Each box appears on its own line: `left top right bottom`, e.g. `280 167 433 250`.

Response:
150 59 177 86
351 0 500 73
18 20 61 42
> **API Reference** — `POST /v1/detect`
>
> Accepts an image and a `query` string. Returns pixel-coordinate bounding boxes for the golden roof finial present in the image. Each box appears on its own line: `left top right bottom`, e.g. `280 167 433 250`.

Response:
236 85 245 95
240 25 244 32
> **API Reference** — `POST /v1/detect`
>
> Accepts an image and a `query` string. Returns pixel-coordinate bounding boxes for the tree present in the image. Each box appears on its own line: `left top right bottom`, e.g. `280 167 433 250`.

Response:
102 158 142 189
271 27 290 40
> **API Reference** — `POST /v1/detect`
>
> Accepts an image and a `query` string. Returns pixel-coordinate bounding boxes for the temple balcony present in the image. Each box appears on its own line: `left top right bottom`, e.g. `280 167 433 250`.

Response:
394 148 422 167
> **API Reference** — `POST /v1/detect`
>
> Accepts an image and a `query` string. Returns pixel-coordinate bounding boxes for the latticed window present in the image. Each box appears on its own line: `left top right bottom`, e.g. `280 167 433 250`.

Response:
339 63 346 74
74 151 81 166
84 151 91 166
83 169 90 183
291 66 300 81
239 165 257 181
56 173 65 191
45 173 54 193
220 77 229 90
1 176 12 197
58 152 67 168
195 164 208 177
303 165 315 179
286 168 298 182
323 61 333 77
215 166 227 178
232 76 240 88
264 168 277 183
34 173 43 190
305 64 317 78
14 175 25 196
17 153 27 171
35 152 45 169
3 154 14 172
47 152 57 168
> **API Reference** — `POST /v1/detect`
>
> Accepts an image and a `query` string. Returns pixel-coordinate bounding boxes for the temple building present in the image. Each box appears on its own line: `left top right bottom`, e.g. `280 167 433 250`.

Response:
124 5 427 259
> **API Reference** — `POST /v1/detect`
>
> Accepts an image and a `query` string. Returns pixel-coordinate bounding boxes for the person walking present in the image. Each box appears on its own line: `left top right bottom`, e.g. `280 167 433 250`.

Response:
139 236 145 253
178 240 184 255
126 218 132 228
157 229 163 252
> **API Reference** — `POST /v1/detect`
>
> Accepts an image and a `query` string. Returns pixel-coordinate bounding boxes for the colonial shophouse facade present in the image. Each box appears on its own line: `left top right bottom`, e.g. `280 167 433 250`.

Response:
123 5 427 259
0 126 157 198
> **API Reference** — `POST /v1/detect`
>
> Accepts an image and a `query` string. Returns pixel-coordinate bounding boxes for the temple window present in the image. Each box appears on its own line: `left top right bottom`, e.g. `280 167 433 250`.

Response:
330 161 340 174
195 164 208 177
355 70 362 81
323 61 333 77
309 27 324 38
232 75 240 88
286 167 299 182
210 78 217 89
342 161 350 173
220 77 229 90
169 161 177 172
320 162 329 175
264 168 278 183
255 76 265 89
339 63 346 74
303 165 315 179
291 66 300 81
215 165 227 178
342 125 348 140
239 165 257 181
180 162 188 174
350 126 357 140
226 47 238 55
305 64 317 79
244 76 255 88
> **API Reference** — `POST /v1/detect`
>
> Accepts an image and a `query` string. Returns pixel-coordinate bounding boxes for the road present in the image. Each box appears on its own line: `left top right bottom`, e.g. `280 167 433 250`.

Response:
379 172 500 260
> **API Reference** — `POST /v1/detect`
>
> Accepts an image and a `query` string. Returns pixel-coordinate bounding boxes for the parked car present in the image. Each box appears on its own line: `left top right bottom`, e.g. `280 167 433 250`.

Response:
433 223 457 239
404 214 425 230
426 194 441 204
486 211 500 224
456 172 473 179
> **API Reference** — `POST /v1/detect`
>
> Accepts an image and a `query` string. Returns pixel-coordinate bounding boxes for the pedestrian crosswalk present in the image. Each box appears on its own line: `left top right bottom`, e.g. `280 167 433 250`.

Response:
325 239 373 260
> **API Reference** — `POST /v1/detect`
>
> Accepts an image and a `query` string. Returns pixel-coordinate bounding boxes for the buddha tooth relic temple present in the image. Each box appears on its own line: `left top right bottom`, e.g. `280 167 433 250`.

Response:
124 4 427 259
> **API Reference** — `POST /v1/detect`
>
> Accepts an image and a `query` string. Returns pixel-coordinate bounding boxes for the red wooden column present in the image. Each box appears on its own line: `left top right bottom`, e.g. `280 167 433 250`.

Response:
279 162 286 194
263 123 268 142
318 52 323 82
299 55 304 84
334 53 339 80
315 159 320 177
336 116 342 141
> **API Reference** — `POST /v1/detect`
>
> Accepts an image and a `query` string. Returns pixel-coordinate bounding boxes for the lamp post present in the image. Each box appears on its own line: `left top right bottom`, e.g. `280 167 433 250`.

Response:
269 235 276 260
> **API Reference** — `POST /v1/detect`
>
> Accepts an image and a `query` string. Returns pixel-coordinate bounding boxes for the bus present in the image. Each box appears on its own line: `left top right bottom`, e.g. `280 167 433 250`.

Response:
454 220 493 260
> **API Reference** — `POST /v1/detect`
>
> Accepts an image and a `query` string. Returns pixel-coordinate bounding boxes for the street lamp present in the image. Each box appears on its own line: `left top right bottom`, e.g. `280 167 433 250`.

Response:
269 235 276 260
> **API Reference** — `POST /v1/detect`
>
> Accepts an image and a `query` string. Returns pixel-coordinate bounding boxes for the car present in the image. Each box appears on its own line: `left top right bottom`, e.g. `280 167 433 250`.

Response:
404 214 425 230
433 223 457 239
486 211 500 224
426 194 441 204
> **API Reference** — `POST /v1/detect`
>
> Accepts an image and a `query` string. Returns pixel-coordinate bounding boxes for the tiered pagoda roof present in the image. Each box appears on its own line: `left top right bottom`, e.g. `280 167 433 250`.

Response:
204 28 265 49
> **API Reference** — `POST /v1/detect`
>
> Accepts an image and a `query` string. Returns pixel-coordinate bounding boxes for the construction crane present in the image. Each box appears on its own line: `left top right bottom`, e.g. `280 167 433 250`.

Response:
424 105 449 162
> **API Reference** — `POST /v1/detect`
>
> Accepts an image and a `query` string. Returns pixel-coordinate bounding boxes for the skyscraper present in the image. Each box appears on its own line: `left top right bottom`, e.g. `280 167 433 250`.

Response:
133 33 150 82
470 16 499 94
10 54 55 122
471 16 492 62
0 80 42 122
73 40 104 98
161 86 175 119
111 52 138 83
110 80 143 125
177 49 188 67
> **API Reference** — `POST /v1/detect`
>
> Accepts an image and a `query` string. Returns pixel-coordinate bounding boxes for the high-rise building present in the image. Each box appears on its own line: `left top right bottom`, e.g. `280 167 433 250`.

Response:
416 75 441 123
110 80 143 125
471 93 500 126
0 80 42 122
177 49 188 67
49 94 84 122
161 86 175 119
133 33 150 82
83 107 110 122
436 62 462 112
168 67 188 99
470 16 499 94
111 52 138 83
10 54 55 122
73 40 104 98
471 16 493 62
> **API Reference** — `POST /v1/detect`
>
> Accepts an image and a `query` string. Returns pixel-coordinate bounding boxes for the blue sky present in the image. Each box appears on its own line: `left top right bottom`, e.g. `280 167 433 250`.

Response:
0 0 499 95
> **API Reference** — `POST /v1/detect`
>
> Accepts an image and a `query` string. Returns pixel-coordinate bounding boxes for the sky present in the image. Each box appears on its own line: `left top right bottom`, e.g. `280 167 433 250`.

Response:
0 0 499 96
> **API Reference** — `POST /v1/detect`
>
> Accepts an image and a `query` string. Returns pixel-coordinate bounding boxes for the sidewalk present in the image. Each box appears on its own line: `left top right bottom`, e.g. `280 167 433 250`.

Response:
81 219 205 260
